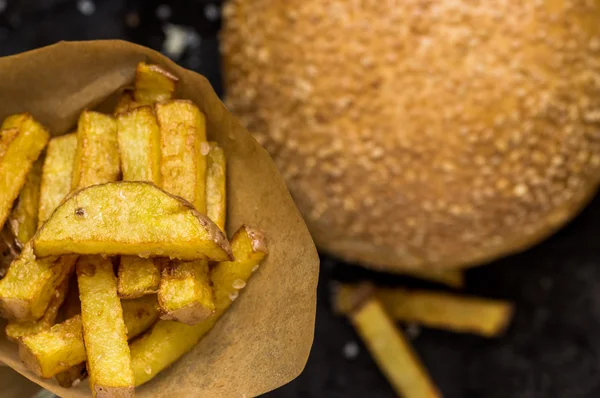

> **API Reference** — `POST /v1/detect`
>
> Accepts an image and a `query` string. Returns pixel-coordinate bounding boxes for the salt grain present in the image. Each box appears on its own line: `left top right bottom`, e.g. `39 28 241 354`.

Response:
232 279 246 289
201 141 211 156
72 379 81 387
252 264 260 273
77 0 96 16
229 291 239 301
144 365 152 375
343 341 359 359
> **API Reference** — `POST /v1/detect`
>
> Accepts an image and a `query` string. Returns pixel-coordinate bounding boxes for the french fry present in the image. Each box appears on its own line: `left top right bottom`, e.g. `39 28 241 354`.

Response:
8 156 43 247
131 225 267 386
33 182 232 261
71 111 120 191
206 142 227 232
351 294 441 398
0 227 18 278
19 315 86 379
114 90 136 115
38 133 77 227
0 244 76 321
403 269 464 289
134 62 178 105
335 286 514 337
77 255 134 397
157 100 207 213
156 100 214 322
158 259 214 324
19 295 159 379
5 277 69 342
0 114 49 231
117 106 162 298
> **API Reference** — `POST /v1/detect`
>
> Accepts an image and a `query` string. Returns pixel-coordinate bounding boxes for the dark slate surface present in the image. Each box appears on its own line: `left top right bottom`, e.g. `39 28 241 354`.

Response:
2 1 600 397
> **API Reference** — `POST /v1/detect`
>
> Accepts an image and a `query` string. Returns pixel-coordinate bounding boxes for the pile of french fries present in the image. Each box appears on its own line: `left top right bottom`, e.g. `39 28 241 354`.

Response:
334 273 514 398
0 62 268 397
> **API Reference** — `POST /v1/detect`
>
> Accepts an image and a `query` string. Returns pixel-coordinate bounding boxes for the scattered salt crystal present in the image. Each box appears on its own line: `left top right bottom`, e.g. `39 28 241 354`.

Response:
201 142 211 156
252 264 260 273
77 0 96 16
144 365 152 375
118 190 126 200
229 291 239 301
204 4 220 21
405 323 421 339
232 279 246 289
72 379 81 387
155 4 172 20
343 341 359 359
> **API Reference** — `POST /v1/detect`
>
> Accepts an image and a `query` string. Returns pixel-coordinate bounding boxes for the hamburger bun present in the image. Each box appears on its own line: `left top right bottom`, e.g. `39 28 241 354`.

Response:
221 0 600 271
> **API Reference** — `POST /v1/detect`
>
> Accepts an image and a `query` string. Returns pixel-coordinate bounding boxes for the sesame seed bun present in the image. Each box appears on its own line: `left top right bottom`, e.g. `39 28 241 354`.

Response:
221 0 600 271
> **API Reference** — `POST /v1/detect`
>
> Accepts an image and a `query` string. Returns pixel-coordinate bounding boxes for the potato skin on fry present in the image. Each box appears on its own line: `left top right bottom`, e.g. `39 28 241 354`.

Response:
33 182 233 261
0 114 49 232
131 225 267 386
0 243 76 321
71 111 120 191
9 156 43 247
77 255 134 398
38 134 77 227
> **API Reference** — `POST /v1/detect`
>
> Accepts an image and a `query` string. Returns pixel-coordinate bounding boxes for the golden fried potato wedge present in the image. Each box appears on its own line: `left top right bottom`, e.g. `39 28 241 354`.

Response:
8 156 43 247
33 182 232 261
5 277 69 342
77 255 134 397
118 256 161 299
131 225 267 386
71 111 120 191
38 134 77 227
0 114 49 231
19 295 158 379
351 296 441 398
206 142 226 232
134 62 178 104
0 243 76 321
157 100 207 213
19 315 86 379
158 260 214 324
335 286 514 337
116 106 162 298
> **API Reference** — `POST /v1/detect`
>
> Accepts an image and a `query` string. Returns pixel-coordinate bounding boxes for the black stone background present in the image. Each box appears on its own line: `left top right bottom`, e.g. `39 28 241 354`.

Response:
2 1 600 397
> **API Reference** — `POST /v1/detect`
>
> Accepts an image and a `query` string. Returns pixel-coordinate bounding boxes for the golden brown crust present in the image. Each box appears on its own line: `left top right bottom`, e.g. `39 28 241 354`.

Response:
222 0 600 271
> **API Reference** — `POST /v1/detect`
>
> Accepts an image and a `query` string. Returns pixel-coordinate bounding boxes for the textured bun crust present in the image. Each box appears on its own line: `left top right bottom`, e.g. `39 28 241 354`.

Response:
222 0 600 271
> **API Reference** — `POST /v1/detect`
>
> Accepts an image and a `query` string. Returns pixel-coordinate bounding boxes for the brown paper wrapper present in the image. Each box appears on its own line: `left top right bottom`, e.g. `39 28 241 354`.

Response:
0 40 319 397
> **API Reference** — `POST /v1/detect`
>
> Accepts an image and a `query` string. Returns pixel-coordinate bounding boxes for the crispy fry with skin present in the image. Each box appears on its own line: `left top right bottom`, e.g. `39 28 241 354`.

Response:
131 225 267 386
206 142 226 232
19 295 158 379
158 260 214 324
402 269 464 289
77 255 134 397
71 111 120 191
38 134 77 227
33 182 232 261
19 315 86 379
134 62 178 104
9 156 43 247
0 114 49 231
335 286 514 337
5 277 69 342
351 296 441 398
0 243 76 321
117 106 162 298
156 100 212 322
